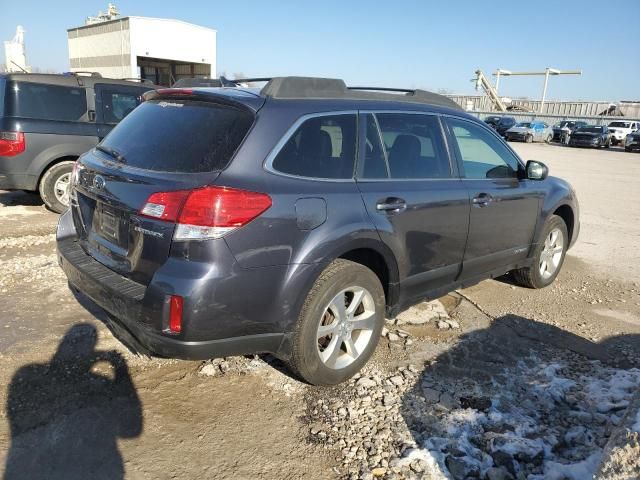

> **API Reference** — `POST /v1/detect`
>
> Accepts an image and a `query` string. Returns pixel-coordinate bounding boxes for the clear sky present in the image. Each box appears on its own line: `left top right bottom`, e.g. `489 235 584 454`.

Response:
2 0 639 101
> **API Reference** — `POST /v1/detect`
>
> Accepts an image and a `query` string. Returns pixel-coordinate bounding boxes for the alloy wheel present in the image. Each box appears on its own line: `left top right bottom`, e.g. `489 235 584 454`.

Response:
316 286 376 370
539 228 564 280
54 173 71 207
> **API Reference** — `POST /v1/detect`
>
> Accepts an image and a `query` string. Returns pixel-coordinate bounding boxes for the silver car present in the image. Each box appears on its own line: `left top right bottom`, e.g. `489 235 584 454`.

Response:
505 121 554 143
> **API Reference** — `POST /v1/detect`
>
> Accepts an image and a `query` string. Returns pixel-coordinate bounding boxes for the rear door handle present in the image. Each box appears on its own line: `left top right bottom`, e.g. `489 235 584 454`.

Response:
472 193 493 207
376 198 407 214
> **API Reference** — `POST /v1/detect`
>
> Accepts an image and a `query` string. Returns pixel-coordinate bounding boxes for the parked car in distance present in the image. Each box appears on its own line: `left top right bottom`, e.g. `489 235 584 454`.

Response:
505 121 553 143
0 72 157 212
57 76 580 385
552 120 588 142
484 116 516 137
608 120 639 145
625 131 640 152
569 125 611 148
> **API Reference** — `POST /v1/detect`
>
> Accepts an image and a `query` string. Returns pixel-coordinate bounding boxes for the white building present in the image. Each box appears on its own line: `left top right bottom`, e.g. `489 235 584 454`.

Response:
67 15 216 85
4 26 31 73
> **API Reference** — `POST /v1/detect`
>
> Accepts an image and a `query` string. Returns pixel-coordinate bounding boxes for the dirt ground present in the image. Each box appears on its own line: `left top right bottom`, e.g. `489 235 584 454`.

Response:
0 143 638 479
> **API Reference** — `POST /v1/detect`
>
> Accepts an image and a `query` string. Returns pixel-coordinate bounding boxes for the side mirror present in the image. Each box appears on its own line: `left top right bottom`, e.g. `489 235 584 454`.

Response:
526 160 548 181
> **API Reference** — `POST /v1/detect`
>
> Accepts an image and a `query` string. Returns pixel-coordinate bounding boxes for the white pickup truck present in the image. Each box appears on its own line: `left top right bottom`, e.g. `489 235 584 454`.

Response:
608 120 640 145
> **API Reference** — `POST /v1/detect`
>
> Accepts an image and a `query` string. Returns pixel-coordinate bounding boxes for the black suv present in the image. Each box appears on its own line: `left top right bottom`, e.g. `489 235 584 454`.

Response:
484 115 516 137
0 73 156 212
56 77 580 385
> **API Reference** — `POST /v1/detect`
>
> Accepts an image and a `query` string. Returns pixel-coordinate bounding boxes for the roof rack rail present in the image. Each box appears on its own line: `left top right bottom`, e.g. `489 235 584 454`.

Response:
348 86 416 93
241 77 462 110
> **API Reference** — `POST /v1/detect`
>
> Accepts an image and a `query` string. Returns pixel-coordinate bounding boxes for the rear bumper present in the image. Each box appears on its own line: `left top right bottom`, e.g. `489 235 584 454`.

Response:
0 172 37 191
56 210 286 360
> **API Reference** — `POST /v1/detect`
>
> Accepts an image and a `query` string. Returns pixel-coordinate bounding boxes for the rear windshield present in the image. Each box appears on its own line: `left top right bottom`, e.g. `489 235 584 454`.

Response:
99 99 254 173
6 81 87 121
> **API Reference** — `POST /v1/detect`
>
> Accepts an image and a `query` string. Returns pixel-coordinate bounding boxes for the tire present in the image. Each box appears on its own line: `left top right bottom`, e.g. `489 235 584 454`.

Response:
626 147 632 152
604 139 610 149
39 161 75 214
512 215 568 289
288 259 385 385
545 134 552 144
525 134 533 143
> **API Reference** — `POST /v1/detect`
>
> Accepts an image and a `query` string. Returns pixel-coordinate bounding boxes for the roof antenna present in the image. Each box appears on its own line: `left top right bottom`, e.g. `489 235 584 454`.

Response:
10 60 28 73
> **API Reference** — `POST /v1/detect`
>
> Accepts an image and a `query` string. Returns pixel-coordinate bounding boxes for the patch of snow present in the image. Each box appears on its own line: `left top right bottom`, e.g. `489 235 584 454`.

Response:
535 452 602 480
404 357 640 480
394 448 448 479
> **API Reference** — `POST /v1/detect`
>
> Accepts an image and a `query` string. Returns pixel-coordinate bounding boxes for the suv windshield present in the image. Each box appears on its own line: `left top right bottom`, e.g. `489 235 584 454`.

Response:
99 99 254 173
609 121 630 128
517 122 531 128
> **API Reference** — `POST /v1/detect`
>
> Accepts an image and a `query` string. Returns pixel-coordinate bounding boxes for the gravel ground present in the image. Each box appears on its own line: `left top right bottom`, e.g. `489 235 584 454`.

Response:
0 143 639 479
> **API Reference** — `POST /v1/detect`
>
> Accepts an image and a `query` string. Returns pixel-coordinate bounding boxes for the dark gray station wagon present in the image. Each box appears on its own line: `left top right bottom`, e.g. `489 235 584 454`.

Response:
57 77 580 385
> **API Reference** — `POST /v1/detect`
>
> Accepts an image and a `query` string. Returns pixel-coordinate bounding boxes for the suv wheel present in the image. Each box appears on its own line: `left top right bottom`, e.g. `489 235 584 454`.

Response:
289 259 385 385
39 161 75 214
545 134 552 144
512 215 568 289
525 134 533 143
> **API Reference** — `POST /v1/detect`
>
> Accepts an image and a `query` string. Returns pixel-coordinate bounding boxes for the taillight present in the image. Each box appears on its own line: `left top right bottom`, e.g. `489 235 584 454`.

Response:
140 190 191 222
139 186 272 241
168 295 183 334
0 131 26 156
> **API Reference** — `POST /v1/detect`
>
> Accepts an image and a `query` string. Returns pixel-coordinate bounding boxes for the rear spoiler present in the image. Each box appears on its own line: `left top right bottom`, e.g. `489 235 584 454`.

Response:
141 88 265 112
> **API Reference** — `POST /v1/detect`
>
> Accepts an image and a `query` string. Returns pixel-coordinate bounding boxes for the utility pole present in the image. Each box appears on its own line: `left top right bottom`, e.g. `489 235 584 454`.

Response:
494 69 511 95
492 68 581 113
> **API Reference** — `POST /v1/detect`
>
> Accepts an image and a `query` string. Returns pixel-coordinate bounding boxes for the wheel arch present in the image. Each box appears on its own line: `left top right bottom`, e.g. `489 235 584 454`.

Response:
36 155 78 192
552 204 575 242
278 238 400 333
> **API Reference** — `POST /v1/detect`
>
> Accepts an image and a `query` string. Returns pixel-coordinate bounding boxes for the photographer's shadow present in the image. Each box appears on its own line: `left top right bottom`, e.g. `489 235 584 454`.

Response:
4 323 142 480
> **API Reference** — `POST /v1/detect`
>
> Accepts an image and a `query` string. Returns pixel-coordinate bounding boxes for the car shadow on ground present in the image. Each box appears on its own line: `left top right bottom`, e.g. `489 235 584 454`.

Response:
399 314 640 479
3 323 143 480
0 190 43 207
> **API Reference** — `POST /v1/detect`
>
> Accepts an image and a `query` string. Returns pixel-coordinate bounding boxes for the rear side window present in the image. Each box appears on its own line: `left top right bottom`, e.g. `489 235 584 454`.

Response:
100 90 142 124
99 100 254 173
373 113 450 179
272 114 357 179
7 81 87 121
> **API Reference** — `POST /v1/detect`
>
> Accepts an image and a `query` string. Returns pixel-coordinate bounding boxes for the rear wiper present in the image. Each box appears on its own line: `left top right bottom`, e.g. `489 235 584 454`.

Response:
96 145 126 163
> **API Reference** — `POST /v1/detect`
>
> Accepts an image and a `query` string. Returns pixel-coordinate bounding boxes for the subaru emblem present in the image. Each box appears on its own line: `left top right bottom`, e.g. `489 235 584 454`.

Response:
93 175 106 190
